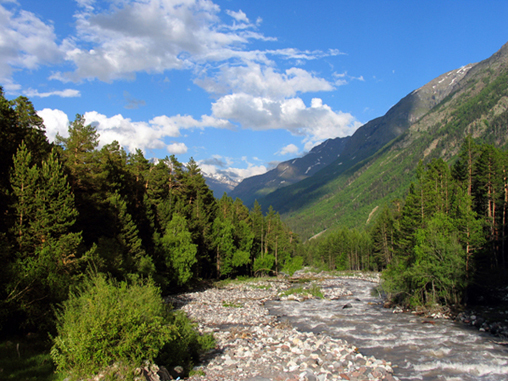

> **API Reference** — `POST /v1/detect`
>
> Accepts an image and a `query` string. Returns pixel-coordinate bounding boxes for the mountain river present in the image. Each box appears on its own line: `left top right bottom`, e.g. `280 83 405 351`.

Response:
266 279 508 380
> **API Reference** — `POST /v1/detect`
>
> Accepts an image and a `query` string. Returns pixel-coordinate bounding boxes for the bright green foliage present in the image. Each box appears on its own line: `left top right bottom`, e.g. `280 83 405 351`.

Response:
307 227 372 271
281 255 304 276
161 214 197 286
380 138 508 307
385 213 467 307
10 141 39 252
51 274 176 379
253 254 275 275
409 213 467 306
7 145 81 329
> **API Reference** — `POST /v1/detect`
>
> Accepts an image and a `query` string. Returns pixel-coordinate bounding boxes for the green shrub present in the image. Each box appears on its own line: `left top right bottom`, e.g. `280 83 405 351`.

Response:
50 273 213 380
253 254 275 275
282 256 304 276
155 311 215 372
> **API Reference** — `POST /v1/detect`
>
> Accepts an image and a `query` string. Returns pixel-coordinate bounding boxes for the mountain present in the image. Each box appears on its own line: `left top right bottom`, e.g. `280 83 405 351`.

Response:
203 172 239 198
231 60 475 208
257 41 508 239
229 136 349 205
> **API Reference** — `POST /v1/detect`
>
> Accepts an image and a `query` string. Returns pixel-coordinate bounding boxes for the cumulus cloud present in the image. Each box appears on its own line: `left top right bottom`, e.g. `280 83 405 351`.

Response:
211 94 361 143
5 0 360 161
276 143 299 156
38 108 234 154
226 9 249 23
37 108 70 142
52 0 271 82
167 142 188 154
195 64 334 99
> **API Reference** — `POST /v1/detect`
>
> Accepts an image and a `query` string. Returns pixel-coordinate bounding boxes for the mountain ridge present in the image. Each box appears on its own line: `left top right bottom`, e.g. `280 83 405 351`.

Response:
257 41 508 239
232 56 476 209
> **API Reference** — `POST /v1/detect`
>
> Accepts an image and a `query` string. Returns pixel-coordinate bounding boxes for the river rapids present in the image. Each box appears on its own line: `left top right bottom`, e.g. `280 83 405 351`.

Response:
266 279 508 380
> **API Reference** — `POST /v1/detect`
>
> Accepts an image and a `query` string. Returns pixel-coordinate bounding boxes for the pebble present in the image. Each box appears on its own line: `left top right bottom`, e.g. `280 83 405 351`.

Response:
169 275 398 380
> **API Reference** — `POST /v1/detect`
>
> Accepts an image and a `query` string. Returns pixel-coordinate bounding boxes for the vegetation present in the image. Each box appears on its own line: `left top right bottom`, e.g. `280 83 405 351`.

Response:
258 56 508 240
304 137 508 308
0 88 301 378
51 273 212 379
280 283 324 299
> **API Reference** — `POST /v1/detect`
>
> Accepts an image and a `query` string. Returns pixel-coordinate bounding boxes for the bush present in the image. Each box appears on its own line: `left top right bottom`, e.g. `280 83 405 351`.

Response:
282 256 304 276
50 273 213 380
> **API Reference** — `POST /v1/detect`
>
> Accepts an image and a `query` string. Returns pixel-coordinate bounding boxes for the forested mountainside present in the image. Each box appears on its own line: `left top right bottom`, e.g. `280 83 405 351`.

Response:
258 41 508 240
232 58 475 210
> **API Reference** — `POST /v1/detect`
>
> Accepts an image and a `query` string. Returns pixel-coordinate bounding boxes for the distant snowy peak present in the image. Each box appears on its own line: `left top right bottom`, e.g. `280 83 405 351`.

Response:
202 171 240 198
203 171 239 188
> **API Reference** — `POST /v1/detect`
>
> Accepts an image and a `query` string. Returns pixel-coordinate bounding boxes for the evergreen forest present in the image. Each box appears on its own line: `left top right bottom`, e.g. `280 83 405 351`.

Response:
0 89 300 379
305 136 508 308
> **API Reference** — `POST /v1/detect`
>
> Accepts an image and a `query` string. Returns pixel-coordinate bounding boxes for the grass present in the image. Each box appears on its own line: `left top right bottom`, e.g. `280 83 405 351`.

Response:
222 301 243 308
280 283 324 299
0 335 63 381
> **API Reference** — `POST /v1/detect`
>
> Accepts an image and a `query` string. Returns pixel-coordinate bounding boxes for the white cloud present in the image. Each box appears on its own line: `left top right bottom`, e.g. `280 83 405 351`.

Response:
53 0 269 82
226 9 249 23
37 108 70 142
195 64 334 99
39 108 233 155
167 142 188 154
24 88 81 98
212 94 361 142
277 143 299 156
0 4 62 81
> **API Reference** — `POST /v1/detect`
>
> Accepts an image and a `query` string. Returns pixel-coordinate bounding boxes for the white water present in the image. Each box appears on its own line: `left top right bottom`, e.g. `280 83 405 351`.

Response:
266 279 508 380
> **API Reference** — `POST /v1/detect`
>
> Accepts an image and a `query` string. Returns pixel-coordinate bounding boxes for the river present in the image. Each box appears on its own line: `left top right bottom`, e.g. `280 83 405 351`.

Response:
266 278 508 380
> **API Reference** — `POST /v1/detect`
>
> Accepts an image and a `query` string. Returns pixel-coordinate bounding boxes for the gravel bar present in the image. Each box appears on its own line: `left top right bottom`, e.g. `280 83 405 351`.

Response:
169 274 398 381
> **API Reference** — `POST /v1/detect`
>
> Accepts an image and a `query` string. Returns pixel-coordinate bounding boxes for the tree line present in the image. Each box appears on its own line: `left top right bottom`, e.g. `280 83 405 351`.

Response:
0 89 300 334
305 136 508 307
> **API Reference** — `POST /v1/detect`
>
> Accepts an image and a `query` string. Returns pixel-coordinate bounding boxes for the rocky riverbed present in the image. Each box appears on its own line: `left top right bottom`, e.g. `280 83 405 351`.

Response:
169 273 397 380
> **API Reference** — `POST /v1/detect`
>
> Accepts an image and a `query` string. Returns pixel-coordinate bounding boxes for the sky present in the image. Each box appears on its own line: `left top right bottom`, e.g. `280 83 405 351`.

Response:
2 0 508 183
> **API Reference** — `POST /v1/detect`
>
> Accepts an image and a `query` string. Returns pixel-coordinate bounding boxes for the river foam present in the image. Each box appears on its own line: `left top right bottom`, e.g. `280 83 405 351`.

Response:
267 278 508 380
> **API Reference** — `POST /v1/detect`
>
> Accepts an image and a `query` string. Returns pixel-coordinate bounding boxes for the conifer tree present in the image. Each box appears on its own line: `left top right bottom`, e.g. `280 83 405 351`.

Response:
8 146 82 329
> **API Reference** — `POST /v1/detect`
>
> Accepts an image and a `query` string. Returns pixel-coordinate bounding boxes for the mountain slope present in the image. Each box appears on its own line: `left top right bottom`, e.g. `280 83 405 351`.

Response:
229 136 349 205
260 41 508 239
233 59 475 208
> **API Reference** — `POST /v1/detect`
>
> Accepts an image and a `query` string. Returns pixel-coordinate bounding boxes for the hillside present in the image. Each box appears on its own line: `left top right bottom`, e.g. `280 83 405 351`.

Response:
229 136 349 205
232 55 475 209
259 41 508 240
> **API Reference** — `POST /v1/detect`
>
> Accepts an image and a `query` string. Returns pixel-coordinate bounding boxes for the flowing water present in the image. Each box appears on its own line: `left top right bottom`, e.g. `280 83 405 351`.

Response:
266 279 508 380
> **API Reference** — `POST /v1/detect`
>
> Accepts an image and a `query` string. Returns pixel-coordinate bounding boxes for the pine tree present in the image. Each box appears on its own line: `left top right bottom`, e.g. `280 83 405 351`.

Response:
8 146 82 330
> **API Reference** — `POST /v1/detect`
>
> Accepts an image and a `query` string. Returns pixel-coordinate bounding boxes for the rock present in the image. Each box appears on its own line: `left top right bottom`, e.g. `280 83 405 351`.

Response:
173 276 397 381
342 303 353 309
169 365 184 379
157 366 172 381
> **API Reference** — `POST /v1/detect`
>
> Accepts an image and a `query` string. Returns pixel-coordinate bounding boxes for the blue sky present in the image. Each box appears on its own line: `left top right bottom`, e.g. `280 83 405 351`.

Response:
2 0 508 182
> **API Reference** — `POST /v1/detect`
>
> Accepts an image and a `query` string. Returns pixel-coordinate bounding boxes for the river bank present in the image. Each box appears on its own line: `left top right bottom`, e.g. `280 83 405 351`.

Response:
169 273 398 380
